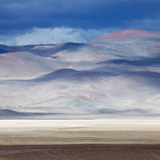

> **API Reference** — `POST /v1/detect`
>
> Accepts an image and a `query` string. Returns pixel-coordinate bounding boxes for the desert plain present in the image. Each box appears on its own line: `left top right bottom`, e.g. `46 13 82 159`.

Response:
0 120 159 159
0 120 160 145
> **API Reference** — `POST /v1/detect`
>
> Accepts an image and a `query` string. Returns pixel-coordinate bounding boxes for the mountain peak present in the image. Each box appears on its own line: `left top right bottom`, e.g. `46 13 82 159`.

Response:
98 30 160 40
89 29 160 57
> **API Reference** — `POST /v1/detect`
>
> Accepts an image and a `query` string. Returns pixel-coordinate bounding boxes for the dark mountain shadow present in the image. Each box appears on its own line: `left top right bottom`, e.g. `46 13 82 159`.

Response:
32 43 86 57
98 108 148 114
0 44 37 53
0 43 86 57
0 109 60 117
102 57 160 66
33 69 79 82
0 109 27 116
0 49 8 54
31 68 118 82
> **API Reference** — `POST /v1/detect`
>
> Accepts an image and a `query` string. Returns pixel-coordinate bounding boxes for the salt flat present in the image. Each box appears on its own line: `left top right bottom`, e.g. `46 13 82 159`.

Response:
0 120 159 145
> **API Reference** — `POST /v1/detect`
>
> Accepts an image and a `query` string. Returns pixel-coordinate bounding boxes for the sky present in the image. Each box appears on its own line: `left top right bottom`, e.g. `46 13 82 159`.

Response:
1 0 160 45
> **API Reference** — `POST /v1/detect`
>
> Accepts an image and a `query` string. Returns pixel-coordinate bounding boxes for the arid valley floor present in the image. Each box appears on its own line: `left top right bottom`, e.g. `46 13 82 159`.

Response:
0 120 159 159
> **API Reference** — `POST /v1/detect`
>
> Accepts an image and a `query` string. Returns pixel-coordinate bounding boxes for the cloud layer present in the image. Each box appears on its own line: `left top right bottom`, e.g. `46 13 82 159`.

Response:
1 0 160 45
0 27 120 45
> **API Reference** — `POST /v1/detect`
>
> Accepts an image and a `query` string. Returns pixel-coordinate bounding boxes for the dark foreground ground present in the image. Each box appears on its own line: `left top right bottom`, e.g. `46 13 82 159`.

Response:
0 144 159 160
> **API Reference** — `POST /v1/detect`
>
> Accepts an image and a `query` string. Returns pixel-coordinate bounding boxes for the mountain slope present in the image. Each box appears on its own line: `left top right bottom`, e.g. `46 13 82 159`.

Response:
89 30 160 57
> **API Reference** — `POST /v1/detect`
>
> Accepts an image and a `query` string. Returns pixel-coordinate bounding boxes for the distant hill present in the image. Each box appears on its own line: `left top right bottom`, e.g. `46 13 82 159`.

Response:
0 109 27 116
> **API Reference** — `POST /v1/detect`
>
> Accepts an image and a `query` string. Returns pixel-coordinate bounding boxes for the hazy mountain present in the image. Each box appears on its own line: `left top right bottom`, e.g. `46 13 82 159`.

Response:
0 30 160 118
0 109 59 117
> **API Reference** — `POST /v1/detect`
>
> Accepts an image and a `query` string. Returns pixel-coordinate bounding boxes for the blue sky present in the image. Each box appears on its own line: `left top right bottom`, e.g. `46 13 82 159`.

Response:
1 0 160 45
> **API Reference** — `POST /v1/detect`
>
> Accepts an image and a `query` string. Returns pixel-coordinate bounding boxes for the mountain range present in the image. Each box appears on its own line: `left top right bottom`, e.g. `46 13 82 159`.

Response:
0 30 160 118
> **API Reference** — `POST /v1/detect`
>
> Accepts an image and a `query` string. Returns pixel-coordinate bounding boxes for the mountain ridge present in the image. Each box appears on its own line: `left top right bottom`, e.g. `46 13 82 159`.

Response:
97 29 160 40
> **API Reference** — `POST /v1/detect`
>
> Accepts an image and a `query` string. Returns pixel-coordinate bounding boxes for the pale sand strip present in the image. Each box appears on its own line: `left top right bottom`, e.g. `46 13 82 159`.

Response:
0 120 159 145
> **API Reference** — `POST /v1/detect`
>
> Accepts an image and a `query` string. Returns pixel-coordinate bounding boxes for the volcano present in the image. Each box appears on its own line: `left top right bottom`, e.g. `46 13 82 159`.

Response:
0 30 160 118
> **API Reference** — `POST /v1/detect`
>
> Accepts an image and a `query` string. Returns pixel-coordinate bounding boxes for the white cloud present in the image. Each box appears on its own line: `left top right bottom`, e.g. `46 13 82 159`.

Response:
0 27 120 46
